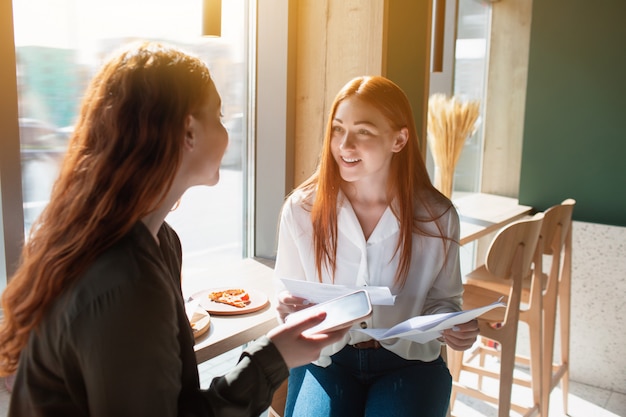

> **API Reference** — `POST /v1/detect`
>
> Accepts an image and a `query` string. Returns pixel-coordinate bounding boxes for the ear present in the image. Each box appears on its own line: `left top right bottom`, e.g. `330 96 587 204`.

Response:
183 114 195 150
391 127 409 153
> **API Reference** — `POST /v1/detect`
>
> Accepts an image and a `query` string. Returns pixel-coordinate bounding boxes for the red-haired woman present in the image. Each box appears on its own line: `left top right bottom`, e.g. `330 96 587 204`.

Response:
274 76 479 417
0 42 347 417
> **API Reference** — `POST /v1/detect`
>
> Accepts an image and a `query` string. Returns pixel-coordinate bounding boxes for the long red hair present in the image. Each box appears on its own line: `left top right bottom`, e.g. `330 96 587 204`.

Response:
297 76 453 287
0 42 212 375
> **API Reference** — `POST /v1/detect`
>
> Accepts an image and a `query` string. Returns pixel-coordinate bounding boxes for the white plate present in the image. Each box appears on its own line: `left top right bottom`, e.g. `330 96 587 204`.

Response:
191 287 269 316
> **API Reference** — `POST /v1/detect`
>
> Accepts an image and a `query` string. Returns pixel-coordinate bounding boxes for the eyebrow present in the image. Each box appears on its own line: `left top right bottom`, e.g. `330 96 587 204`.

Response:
333 117 378 128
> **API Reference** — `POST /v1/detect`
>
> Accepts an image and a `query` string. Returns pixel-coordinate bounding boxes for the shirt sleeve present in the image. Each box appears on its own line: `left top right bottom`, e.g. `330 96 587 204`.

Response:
422 206 464 315
274 198 308 287
192 337 289 417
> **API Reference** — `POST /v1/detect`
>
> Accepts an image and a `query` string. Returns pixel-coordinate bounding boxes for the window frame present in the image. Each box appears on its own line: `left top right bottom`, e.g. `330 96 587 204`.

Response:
253 0 296 259
0 0 24 287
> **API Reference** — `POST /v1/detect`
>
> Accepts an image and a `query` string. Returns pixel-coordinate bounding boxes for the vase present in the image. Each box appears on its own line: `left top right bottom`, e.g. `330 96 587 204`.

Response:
433 165 454 199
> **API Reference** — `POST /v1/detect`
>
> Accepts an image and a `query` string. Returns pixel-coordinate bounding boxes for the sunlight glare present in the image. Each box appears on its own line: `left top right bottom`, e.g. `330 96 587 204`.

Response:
12 0 202 48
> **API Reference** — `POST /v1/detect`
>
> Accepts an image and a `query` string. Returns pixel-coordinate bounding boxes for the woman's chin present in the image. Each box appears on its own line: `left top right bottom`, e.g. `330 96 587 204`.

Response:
204 171 220 187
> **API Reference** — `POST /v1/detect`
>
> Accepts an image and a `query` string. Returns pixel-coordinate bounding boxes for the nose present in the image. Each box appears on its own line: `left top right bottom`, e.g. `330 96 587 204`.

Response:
339 131 355 150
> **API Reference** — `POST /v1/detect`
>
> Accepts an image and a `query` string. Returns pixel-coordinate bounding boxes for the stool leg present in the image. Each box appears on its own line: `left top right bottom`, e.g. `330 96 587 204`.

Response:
497 340 516 417
559 227 573 415
526 317 543 415
447 346 463 414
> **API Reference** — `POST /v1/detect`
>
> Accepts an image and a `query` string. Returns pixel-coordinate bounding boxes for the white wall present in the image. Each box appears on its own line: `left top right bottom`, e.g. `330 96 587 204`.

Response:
569 221 626 392
514 220 625 393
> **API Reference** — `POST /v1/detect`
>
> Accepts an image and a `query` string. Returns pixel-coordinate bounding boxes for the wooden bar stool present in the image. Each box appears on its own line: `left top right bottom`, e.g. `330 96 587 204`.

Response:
447 212 544 417
458 199 575 416
545 199 575 416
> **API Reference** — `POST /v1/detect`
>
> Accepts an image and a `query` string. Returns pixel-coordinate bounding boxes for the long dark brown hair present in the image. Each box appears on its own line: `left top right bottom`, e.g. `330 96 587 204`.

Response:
297 76 453 287
0 42 212 375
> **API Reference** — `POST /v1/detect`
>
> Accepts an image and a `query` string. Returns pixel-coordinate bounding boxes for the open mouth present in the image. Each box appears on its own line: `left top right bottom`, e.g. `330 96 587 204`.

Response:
341 156 361 164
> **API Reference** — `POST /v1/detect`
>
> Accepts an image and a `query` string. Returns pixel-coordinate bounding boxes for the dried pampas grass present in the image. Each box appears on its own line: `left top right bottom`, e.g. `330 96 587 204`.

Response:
427 94 480 198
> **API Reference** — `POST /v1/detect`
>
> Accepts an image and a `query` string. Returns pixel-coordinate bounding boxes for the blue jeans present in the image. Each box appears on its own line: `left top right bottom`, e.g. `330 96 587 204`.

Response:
284 345 452 417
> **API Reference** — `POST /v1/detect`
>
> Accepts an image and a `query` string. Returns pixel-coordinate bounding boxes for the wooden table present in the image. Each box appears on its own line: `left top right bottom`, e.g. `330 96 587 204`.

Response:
455 193 533 245
192 258 279 364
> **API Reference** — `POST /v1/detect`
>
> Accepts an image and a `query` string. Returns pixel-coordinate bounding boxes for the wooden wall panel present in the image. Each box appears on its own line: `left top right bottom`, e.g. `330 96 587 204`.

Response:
293 0 386 186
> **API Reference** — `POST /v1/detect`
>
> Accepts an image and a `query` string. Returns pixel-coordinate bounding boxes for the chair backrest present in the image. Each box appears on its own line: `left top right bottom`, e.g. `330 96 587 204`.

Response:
541 198 575 256
532 199 575 299
485 212 545 280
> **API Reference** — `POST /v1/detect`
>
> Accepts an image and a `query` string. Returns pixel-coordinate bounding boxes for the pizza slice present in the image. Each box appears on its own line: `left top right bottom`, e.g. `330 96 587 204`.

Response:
208 288 251 308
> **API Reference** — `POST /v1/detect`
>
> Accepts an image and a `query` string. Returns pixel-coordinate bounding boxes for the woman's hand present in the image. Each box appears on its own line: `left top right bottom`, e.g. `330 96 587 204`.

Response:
440 319 479 351
276 290 314 322
267 311 349 369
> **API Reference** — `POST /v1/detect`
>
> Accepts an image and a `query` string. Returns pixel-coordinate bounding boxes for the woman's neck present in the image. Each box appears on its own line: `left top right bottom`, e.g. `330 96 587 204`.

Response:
341 182 389 240
141 183 186 244
341 177 388 206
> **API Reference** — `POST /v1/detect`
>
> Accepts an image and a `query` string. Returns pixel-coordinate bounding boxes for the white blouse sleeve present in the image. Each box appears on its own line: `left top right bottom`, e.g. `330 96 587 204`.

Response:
273 197 308 291
422 206 464 315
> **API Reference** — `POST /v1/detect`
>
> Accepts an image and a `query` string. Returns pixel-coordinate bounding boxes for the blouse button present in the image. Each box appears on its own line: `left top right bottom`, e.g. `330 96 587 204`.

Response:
360 321 368 329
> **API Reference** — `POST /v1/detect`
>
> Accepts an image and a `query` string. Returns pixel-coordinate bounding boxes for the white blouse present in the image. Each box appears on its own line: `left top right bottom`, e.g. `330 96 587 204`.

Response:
274 189 463 366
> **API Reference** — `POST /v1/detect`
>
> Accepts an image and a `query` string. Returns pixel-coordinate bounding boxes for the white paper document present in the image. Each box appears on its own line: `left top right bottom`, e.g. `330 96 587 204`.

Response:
280 278 396 306
356 299 505 344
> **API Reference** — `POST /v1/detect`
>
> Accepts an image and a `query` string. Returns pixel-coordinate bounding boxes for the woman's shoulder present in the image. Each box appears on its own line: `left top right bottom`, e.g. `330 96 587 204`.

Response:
283 187 315 212
61 225 175 320
414 190 456 219
411 191 459 239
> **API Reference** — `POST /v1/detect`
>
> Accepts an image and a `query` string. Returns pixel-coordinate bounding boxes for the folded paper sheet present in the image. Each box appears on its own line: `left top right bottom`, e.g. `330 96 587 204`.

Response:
356 299 505 344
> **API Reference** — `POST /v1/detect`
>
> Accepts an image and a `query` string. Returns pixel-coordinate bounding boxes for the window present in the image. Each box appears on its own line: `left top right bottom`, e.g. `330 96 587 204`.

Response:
2 0 251 292
452 0 491 194
426 0 491 197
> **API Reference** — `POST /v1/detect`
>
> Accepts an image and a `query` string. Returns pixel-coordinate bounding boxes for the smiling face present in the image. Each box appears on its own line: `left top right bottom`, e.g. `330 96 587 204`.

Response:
330 97 407 187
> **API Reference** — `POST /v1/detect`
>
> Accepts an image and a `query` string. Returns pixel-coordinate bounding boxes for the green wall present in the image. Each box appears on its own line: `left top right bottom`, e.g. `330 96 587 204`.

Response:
519 0 626 227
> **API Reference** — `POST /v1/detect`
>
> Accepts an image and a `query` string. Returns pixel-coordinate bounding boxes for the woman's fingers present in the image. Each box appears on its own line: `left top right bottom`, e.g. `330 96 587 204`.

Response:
276 290 313 322
278 291 311 307
268 311 349 368
441 319 479 351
